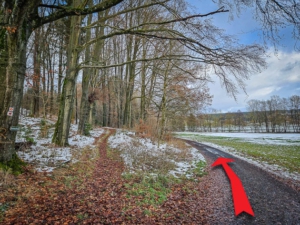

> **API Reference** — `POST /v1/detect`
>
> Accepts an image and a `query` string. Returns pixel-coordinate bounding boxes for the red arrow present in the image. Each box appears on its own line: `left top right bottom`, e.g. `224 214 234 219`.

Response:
212 157 254 217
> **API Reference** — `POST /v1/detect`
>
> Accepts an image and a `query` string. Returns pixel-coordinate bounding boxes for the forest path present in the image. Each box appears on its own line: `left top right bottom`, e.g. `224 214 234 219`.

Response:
185 139 300 225
2 128 128 224
3 129 211 224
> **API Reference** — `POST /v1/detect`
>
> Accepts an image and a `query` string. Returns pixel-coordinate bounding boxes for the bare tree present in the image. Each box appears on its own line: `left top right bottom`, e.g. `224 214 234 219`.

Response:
217 0 300 50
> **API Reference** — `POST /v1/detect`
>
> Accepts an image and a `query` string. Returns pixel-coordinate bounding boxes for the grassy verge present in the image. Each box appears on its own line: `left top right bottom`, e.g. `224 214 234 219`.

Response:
123 173 178 208
180 134 300 173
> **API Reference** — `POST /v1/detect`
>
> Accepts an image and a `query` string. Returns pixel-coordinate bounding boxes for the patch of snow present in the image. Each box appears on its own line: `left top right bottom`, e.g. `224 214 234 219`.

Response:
108 130 206 178
69 135 95 148
90 128 105 138
16 115 105 172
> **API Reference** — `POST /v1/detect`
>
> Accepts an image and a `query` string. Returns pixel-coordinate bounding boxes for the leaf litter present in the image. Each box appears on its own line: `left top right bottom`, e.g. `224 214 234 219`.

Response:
1 121 219 224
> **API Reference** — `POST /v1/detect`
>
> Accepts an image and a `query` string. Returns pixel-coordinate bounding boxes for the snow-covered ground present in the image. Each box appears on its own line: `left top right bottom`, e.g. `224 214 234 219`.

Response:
15 116 206 178
108 130 206 178
16 116 104 172
176 132 300 146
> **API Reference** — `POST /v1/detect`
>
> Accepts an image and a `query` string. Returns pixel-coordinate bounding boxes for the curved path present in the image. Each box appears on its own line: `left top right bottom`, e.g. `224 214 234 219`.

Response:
185 139 300 225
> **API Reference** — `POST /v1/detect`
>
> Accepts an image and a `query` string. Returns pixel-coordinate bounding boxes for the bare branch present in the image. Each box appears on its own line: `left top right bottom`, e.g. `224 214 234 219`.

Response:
35 0 125 28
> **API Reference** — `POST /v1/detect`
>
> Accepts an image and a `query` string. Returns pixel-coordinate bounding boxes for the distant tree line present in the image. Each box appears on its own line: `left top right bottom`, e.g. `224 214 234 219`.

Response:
181 95 300 133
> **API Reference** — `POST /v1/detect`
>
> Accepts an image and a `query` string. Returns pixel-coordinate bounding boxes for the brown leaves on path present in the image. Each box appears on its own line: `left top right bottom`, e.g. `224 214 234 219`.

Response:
1 129 218 224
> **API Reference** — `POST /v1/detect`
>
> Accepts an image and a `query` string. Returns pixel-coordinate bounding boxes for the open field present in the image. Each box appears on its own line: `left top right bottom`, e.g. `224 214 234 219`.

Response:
176 132 300 174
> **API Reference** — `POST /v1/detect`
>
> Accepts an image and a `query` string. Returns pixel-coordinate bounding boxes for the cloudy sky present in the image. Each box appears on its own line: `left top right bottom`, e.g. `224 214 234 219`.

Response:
187 0 300 112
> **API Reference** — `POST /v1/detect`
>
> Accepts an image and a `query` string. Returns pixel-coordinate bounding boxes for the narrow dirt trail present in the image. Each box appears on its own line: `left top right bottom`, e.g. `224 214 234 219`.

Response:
185 139 300 225
2 128 128 224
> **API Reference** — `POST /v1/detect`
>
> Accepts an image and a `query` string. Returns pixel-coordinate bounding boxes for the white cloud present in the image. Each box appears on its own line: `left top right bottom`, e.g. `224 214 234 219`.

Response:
208 50 300 112
248 50 300 90
250 86 275 98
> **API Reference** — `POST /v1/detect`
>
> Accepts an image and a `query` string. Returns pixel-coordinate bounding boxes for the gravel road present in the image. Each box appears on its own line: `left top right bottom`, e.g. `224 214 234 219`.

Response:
185 139 300 225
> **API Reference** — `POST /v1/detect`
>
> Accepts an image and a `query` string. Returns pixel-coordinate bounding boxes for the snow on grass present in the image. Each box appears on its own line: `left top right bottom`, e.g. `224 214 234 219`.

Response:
108 130 206 178
201 141 300 181
16 115 104 172
176 132 300 146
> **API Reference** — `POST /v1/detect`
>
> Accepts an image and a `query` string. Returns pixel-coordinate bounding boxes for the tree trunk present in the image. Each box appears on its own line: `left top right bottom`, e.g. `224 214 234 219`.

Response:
78 4 92 134
140 39 147 121
88 102 96 125
57 38 64 105
123 37 139 126
0 0 40 163
159 61 171 140
32 29 41 117
102 72 108 127
52 10 82 146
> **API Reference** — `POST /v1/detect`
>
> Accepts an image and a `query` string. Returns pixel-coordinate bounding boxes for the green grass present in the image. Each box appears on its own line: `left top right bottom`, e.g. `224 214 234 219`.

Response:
179 134 300 173
192 160 207 177
123 173 178 207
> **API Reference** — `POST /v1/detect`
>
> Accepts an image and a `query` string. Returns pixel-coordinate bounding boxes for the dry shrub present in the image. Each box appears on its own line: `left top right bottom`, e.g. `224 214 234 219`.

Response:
164 131 173 142
134 119 150 138
168 138 188 151
123 144 176 174
134 118 158 140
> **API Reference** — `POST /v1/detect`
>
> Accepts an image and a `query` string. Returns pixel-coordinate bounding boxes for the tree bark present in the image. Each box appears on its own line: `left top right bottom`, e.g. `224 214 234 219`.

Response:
31 29 41 117
78 10 93 135
140 39 147 121
123 36 139 126
0 0 39 162
52 5 82 146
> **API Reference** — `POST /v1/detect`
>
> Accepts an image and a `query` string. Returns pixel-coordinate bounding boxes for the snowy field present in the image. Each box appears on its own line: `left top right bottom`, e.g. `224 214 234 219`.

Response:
176 132 300 146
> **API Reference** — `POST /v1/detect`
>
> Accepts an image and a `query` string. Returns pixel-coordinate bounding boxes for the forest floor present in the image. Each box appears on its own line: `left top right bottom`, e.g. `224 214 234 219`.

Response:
1 128 218 224
1 126 300 224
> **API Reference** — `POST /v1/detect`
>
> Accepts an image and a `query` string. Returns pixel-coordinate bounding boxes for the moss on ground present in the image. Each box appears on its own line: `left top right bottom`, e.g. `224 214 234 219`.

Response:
0 154 27 175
